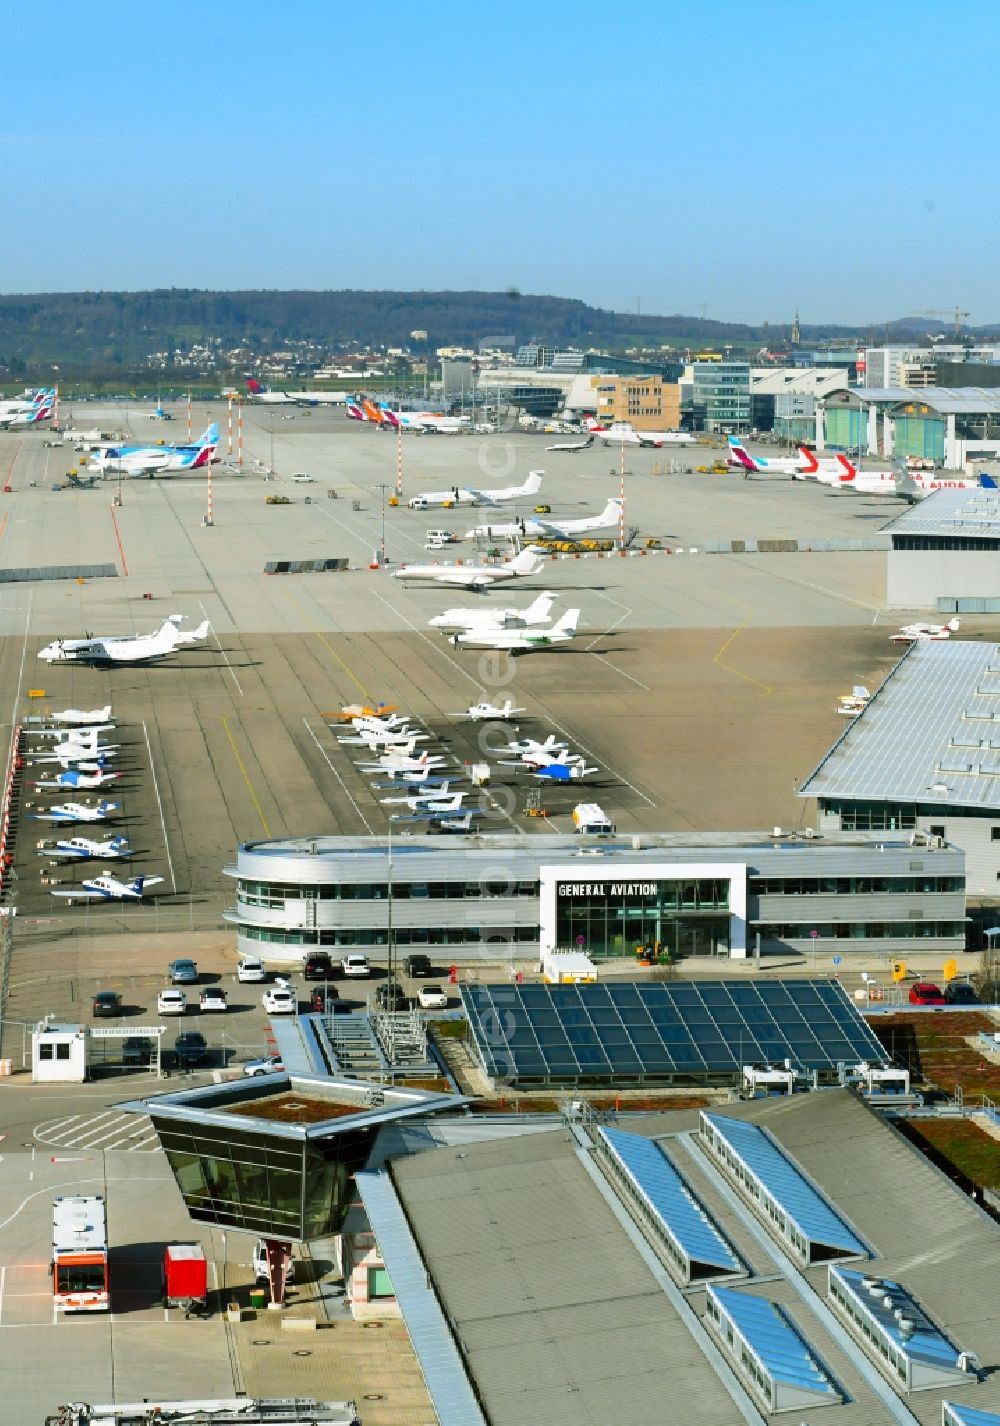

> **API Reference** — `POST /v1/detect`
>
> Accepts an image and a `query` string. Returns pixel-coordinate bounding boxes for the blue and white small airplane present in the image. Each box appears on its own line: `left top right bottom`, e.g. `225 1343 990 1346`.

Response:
50 872 164 901
533 761 598 782
33 767 121 792
39 835 130 862
33 799 119 824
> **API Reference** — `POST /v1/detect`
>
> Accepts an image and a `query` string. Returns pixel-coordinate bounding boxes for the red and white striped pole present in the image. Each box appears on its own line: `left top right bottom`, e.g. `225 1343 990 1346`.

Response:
619 435 626 550
206 457 213 526
237 398 244 468
227 397 233 458
54 384 59 429
395 422 403 498
186 390 192 441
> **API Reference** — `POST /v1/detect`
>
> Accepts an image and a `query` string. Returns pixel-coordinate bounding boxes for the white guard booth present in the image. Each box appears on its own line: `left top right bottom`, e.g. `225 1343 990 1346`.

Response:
33 1022 88 1083
541 950 599 984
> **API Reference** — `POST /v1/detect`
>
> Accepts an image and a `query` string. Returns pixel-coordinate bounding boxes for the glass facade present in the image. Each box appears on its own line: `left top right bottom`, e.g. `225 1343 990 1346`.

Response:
555 877 731 958
693 363 751 433
153 1116 376 1240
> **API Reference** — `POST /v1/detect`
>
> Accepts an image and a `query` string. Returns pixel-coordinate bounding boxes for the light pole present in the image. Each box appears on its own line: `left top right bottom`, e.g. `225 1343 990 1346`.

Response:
376 483 388 565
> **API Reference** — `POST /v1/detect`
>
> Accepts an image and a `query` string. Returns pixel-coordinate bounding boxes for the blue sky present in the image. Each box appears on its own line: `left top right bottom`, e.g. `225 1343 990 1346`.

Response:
5 0 994 324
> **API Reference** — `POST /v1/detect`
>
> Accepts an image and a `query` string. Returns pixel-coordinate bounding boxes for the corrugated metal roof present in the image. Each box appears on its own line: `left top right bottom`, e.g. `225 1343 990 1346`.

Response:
882 489 1000 537
798 639 1000 811
835 387 1000 413
354 1169 486 1426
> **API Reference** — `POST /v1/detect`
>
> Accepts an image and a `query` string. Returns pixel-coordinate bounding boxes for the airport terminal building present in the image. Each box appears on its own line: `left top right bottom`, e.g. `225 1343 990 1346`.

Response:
224 830 967 963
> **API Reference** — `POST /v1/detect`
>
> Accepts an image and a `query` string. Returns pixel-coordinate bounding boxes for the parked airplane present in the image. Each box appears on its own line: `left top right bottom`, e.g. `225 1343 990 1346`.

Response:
891 619 961 643
39 835 130 861
33 768 120 792
419 811 480 833
245 378 345 406
727 437 812 477
0 387 56 428
837 686 871 716
430 593 554 634
392 549 543 590
533 760 598 781
31 743 117 768
377 403 470 433
892 468 997 503
451 700 527 721
451 609 580 652
47 705 113 726
38 619 208 666
465 499 622 542
546 435 595 452
501 734 568 759
50 872 164 901
32 799 119 823
355 749 447 774
585 418 695 447
382 785 464 811
406 471 543 511
90 424 218 478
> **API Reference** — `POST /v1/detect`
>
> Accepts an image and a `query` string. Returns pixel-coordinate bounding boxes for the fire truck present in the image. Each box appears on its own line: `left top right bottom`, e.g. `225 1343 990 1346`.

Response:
52 1195 109 1312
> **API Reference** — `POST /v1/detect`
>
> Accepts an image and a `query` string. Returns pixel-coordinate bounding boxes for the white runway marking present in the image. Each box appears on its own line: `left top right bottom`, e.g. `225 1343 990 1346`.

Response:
142 720 176 893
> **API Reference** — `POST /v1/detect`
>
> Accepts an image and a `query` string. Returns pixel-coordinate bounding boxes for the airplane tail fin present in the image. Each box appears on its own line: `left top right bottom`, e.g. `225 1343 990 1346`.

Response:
509 549 542 575
521 470 543 496
727 436 758 471
797 447 819 473
948 618 961 632
524 591 555 623
246 378 263 395
362 399 384 423
836 454 857 480
584 434 595 447
345 400 365 421
191 620 210 640
980 473 998 489
130 877 144 894
585 417 605 432
378 404 401 427
552 608 580 637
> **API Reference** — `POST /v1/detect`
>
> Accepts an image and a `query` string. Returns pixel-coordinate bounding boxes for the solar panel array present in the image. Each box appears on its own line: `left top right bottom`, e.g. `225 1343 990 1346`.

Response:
703 1114 868 1259
707 1285 842 1404
461 979 889 1085
598 1127 743 1280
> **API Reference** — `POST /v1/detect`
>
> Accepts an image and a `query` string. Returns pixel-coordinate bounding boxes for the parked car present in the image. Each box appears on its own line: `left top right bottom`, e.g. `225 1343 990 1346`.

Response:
157 989 187 1016
253 1239 296 1285
92 990 123 1018
174 1031 208 1067
908 981 946 1006
243 1053 284 1078
262 986 296 1015
341 953 371 978
404 953 433 978
168 958 199 984
310 986 345 1014
417 984 448 1010
303 952 336 981
199 987 228 1013
944 979 979 1005
237 956 266 983
375 979 408 1012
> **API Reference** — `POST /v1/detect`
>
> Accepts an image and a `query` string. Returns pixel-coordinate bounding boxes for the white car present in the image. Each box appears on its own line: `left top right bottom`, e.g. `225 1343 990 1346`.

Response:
262 987 296 1015
157 989 187 1016
253 1239 296 1285
199 987 228 1013
417 984 448 1010
290 472 314 483
237 956 266 983
243 1053 284 1078
341 953 371 978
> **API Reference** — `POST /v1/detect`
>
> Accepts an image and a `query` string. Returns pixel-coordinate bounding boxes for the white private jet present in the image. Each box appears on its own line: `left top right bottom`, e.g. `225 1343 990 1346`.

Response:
430 592 554 635
406 470 543 511
451 700 527 721
546 435 595 452
891 619 961 643
31 799 119 824
47 705 113 726
464 499 622 542
392 549 543 590
38 618 209 666
50 872 165 901
452 609 580 652
33 768 120 792
39 835 130 861
586 418 695 447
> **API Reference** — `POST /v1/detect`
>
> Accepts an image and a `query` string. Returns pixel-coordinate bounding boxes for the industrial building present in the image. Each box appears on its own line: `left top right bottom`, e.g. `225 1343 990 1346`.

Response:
589 373 681 430
224 830 967 963
362 1091 1000 1426
749 367 849 442
882 489 1000 609
798 638 1000 901
691 360 751 432
818 386 1000 468
861 344 1000 389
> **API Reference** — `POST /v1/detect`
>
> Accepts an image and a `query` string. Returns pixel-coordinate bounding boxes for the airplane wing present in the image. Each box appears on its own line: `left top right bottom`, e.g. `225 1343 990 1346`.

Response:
50 888 106 899
137 876 165 890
